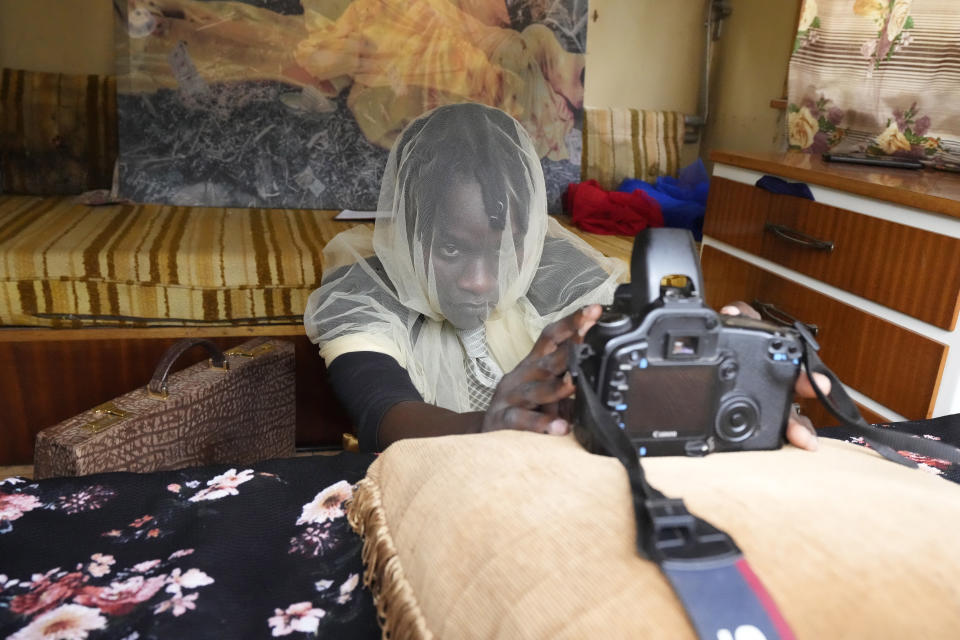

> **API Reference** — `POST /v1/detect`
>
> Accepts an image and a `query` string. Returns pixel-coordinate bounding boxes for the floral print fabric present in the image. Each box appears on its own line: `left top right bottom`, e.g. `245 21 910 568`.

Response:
820 412 960 484
0 454 379 639
788 0 959 165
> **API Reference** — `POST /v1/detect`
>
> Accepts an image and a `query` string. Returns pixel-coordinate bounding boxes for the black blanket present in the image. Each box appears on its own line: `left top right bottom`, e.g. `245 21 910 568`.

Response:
0 453 380 639
3 414 959 639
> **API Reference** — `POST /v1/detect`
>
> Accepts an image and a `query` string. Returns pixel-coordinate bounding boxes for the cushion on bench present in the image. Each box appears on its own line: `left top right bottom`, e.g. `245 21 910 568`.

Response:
0 195 362 327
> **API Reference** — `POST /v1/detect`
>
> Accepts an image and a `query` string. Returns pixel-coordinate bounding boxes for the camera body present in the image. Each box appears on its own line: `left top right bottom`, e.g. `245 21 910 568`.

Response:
573 228 802 457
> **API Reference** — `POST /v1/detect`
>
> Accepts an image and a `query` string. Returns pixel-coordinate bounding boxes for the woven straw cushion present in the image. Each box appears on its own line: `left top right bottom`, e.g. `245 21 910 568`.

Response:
347 431 960 639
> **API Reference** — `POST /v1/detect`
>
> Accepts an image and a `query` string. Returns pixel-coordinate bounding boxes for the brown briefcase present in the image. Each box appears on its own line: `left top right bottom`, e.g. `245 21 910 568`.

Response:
33 337 296 479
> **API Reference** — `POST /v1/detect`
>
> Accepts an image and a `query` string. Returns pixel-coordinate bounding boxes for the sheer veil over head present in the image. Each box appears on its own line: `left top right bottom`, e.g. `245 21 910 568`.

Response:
305 103 626 411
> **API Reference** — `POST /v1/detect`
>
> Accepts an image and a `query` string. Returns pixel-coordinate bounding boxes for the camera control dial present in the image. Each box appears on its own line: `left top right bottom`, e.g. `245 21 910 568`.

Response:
716 396 760 443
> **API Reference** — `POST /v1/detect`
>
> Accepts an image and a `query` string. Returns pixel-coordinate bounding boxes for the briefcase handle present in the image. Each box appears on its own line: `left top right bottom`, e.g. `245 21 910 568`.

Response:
148 338 229 399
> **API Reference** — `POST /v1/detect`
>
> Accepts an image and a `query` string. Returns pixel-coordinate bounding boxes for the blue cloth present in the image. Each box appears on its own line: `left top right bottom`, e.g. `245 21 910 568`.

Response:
755 175 815 201
618 159 710 240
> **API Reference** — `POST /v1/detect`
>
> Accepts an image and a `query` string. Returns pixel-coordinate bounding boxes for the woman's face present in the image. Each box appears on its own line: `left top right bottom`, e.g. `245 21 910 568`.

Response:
429 180 523 329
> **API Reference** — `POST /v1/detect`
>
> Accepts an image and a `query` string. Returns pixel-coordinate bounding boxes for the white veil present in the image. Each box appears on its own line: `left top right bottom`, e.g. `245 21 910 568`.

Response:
305 103 626 412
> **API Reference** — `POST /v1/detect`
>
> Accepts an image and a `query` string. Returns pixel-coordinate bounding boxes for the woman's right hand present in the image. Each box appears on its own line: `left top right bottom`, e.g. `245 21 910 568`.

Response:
481 305 603 435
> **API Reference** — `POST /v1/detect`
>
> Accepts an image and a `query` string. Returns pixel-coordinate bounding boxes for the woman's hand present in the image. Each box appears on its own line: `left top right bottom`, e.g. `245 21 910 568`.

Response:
481 305 603 435
720 303 830 451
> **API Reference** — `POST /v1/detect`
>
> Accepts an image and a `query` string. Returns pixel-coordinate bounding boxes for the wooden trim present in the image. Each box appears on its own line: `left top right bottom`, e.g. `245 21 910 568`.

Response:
769 98 787 110
710 150 960 220
0 464 33 479
0 324 306 343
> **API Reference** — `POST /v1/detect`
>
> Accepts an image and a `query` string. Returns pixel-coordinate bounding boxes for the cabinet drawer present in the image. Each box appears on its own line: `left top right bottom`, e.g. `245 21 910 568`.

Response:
704 177 960 330
701 246 948 419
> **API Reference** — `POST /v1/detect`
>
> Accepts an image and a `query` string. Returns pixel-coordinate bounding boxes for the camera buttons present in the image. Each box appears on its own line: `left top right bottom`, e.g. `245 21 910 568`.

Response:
610 370 628 388
716 396 759 442
596 312 631 335
606 390 624 408
719 358 738 381
684 440 710 456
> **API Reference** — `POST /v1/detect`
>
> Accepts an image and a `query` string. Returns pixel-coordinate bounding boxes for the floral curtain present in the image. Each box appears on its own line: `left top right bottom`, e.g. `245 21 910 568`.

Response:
787 0 960 165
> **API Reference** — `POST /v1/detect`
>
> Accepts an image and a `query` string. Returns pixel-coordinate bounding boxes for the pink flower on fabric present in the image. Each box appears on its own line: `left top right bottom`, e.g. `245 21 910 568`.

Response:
86 554 115 578
10 571 87 617
165 568 214 595
297 481 353 525
189 469 255 502
129 515 154 529
153 591 199 617
132 560 162 573
0 492 42 523
56 486 115 514
73 575 167 616
268 602 326 636
7 603 106 640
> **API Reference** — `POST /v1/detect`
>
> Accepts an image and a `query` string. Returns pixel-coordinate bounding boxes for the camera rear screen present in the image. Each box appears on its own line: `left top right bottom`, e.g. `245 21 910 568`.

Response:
624 364 718 437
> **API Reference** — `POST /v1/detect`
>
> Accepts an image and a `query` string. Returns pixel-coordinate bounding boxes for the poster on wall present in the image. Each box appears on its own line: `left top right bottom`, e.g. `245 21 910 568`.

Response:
114 0 587 211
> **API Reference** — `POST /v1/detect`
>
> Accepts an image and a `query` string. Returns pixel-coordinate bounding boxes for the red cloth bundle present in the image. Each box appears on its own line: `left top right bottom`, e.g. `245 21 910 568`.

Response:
564 180 664 235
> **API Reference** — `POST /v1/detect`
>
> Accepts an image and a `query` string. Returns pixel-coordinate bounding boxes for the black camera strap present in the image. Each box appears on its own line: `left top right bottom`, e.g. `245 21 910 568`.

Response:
571 351 795 640
794 321 960 468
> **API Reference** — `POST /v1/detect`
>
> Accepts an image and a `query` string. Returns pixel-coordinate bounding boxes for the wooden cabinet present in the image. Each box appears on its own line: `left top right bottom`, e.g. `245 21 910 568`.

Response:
702 151 960 423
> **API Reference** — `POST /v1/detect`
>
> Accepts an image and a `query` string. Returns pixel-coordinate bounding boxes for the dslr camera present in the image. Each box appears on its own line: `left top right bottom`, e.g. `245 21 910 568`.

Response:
573 228 802 457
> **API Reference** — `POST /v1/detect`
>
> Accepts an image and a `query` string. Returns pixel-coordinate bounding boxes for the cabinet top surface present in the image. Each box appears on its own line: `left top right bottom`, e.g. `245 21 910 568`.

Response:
711 150 960 219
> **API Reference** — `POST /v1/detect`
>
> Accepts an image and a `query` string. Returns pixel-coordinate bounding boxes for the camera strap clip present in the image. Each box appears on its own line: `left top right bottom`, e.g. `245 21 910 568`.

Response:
642 496 742 567
645 497 695 546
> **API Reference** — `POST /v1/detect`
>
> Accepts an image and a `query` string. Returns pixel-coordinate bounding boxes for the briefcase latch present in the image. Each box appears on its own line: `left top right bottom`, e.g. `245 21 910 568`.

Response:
225 343 275 358
83 402 132 434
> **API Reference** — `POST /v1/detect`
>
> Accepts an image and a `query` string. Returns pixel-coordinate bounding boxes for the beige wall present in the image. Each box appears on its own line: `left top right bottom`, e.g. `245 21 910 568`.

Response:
700 0 800 162
0 0 115 75
584 0 705 114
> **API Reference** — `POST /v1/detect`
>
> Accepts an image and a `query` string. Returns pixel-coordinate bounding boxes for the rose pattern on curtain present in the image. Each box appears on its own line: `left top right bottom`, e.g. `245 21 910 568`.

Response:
787 0 960 164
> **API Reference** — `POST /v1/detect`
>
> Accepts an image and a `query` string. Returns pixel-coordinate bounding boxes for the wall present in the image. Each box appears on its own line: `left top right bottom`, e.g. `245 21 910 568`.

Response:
585 0 705 114
699 0 801 162
0 0 115 75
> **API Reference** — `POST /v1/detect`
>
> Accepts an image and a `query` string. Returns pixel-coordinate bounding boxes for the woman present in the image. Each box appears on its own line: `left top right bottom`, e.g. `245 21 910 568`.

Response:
305 103 825 452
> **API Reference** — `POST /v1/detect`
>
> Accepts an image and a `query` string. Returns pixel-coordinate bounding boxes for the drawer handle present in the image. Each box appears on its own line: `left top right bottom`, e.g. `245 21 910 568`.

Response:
764 223 835 251
753 299 819 337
